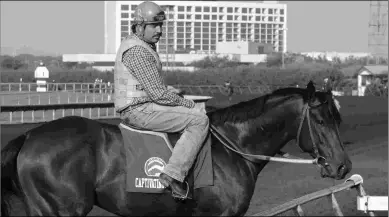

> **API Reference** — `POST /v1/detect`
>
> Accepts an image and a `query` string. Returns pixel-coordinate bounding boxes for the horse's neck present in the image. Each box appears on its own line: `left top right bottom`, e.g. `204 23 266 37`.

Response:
216 98 299 175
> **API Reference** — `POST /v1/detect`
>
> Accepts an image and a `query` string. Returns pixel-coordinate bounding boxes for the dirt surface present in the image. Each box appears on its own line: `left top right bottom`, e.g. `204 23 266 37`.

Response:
1 96 387 216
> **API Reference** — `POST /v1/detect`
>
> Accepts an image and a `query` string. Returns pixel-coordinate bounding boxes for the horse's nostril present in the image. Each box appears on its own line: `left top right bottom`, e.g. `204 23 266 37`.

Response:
337 165 346 177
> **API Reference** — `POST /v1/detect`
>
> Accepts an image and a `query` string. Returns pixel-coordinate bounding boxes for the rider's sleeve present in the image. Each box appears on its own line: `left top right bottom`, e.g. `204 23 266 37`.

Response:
122 46 195 108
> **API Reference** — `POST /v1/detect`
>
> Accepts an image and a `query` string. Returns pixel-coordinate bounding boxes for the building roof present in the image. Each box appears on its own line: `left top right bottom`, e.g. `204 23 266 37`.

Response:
359 65 388 75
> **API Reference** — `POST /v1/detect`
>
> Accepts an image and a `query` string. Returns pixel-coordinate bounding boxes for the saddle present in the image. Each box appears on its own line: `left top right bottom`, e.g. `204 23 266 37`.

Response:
119 122 214 196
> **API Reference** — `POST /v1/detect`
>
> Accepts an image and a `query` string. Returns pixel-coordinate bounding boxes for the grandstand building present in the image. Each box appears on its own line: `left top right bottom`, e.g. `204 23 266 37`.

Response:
63 1 287 69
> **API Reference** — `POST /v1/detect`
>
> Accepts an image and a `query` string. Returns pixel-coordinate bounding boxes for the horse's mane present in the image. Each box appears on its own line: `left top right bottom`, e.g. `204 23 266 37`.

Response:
208 87 306 125
208 87 342 126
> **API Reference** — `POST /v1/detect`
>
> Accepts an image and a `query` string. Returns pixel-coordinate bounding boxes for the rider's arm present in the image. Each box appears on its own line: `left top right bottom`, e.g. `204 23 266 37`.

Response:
122 46 195 108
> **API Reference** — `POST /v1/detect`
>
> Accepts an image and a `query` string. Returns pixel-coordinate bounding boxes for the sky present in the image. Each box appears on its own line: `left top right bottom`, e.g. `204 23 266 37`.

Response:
0 1 372 56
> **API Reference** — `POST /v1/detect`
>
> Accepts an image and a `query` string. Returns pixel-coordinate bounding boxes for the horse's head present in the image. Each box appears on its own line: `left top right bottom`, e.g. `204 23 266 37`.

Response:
296 81 352 179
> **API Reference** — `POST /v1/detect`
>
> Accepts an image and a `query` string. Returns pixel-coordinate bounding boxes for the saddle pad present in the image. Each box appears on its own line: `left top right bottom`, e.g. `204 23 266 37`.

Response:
119 124 214 194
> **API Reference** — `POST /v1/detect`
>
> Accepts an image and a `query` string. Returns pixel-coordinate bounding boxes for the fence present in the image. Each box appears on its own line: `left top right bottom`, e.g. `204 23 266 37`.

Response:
0 102 118 124
252 174 378 216
1 82 387 97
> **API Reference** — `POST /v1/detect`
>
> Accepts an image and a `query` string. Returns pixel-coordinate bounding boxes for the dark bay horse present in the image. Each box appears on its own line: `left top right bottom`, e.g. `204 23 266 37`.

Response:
1 81 352 216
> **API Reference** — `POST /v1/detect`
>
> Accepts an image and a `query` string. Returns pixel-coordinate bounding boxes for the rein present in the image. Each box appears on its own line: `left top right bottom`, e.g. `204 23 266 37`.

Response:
209 103 327 166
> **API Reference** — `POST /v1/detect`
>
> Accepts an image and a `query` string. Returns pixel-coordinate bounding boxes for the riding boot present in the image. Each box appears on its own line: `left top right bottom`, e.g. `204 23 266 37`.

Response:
159 173 191 200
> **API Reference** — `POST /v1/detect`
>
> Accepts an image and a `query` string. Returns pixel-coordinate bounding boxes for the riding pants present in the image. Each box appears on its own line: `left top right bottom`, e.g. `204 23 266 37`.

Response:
121 102 209 182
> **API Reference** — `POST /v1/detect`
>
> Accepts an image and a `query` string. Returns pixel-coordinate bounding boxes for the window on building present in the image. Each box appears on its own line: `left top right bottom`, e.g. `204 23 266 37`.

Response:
195 22 201 27
256 16 261 21
121 20 129 25
219 15 224 20
242 15 247 21
187 6 192 12
195 33 201 38
202 45 209 50
212 15 217 20
203 27 209 32
121 32 128 37
177 33 184 38
131 5 137 10
280 17 284 22
212 7 217 12
186 27 191 32
121 5 129 11
219 7 224 13
194 39 201 44
186 39 192 44
234 7 239 13
186 33 191 38
121 13 129 18
177 22 184 26
178 6 185 12
280 9 284 14
211 28 216 33
256 8 261 14
194 27 201 32
242 8 247 13
269 9 273 14
177 39 184 44
186 14 192 19
269 16 273 22
227 15 233 20
204 6 210 12
178 14 185 19
195 6 201 12
195 14 201 19
204 15 210 20
121 26 128 31
227 7 233 13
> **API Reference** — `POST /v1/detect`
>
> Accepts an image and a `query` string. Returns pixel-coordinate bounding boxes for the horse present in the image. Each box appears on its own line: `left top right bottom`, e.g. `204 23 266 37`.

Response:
1 81 352 216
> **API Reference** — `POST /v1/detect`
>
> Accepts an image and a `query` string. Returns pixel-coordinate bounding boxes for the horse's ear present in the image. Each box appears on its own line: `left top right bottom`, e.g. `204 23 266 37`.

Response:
306 80 315 101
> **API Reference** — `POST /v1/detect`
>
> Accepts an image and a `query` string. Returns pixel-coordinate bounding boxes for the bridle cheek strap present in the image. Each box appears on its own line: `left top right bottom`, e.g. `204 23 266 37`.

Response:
296 103 327 167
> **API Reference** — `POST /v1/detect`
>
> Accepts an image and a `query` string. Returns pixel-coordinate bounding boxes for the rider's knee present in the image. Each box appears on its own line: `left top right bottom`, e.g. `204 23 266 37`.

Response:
190 113 209 129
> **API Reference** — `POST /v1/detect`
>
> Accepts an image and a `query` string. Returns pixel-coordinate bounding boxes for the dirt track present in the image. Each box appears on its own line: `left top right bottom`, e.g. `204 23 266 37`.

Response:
1 96 388 216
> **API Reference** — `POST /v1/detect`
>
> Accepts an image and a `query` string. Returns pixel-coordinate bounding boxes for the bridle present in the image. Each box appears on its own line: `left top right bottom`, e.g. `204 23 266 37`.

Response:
209 100 334 168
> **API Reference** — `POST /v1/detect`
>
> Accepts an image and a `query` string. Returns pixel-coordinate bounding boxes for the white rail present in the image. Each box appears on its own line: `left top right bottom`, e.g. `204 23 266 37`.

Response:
252 174 378 217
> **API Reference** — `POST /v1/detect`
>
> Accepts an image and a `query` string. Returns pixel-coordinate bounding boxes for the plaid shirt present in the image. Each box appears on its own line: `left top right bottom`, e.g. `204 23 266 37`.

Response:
121 35 195 111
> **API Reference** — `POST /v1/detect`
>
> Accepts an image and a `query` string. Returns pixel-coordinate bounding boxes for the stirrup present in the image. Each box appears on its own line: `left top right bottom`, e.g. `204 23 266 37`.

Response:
171 181 191 200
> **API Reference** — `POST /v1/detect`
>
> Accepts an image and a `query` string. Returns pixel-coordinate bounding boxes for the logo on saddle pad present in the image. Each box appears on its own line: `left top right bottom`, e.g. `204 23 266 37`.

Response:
144 157 166 177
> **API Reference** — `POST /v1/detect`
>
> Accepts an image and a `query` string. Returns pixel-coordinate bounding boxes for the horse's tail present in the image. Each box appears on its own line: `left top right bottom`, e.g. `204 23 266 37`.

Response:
1 134 27 216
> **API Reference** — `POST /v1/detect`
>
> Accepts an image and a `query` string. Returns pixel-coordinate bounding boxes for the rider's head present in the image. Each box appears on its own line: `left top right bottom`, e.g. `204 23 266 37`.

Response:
132 1 166 44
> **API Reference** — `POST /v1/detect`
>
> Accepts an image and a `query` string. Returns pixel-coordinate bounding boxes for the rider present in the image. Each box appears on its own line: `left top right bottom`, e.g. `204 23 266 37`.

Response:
114 1 209 199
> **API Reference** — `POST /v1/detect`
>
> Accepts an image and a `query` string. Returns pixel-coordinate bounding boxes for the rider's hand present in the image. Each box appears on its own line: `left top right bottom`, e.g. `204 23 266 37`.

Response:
167 85 185 96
